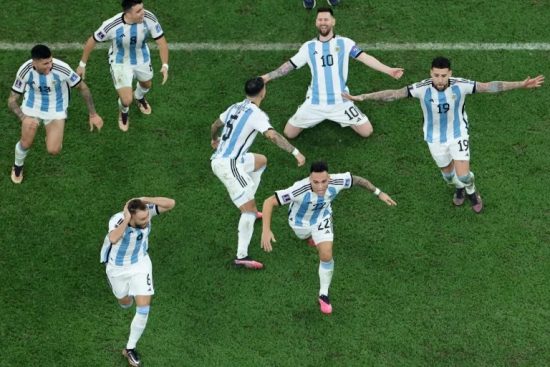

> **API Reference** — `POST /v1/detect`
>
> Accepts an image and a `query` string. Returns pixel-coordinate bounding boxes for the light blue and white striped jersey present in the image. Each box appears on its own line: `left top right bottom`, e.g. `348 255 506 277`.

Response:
408 78 476 144
11 58 81 120
275 172 353 228
93 10 164 66
100 204 159 266
211 99 272 161
290 35 363 106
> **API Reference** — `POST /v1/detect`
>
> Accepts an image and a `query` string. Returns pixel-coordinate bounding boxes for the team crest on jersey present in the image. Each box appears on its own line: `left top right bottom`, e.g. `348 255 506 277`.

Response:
334 46 340 53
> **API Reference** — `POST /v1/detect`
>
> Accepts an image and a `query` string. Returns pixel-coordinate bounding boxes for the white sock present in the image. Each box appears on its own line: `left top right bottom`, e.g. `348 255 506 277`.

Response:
118 98 129 113
237 212 256 259
14 141 29 166
458 171 476 195
319 259 334 296
134 84 149 100
451 173 466 189
248 165 266 197
127 306 149 349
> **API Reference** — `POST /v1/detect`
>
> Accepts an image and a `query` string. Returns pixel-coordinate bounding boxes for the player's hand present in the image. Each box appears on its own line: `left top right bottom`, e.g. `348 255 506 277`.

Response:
123 200 132 220
76 66 86 79
389 67 404 80
523 75 545 89
295 153 306 167
211 138 220 149
379 192 397 206
160 65 169 85
341 92 365 102
89 113 103 132
261 230 276 252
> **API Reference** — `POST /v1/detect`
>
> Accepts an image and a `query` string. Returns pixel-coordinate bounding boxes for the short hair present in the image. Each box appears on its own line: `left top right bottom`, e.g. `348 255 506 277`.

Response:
127 199 147 214
432 56 451 70
121 0 143 12
31 44 51 60
317 7 334 16
310 161 329 173
244 77 265 97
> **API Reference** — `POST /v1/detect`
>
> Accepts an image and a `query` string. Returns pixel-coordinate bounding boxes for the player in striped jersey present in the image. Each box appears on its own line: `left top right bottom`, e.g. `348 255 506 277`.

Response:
343 56 545 213
262 7 403 139
100 197 175 367
261 161 396 314
8 44 103 184
77 0 169 132
211 77 306 270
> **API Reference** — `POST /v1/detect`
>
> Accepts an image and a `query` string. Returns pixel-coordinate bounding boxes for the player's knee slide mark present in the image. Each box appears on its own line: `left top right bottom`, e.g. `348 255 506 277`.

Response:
458 172 475 185
136 305 150 315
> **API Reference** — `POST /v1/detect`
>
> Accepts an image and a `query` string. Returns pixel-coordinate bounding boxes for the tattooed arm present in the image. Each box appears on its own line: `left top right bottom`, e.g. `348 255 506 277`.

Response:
7 91 26 121
261 61 295 83
476 75 544 93
264 129 305 166
352 174 397 206
342 87 409 103
210 118 224 149
76 80 103 131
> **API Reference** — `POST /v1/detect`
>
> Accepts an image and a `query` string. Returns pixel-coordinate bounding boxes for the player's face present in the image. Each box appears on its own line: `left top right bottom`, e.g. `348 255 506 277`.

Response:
315 12 335 37
310 171 330 196
431 67 452 91
32 57 53 75
126 3 145 23
131 209 150 229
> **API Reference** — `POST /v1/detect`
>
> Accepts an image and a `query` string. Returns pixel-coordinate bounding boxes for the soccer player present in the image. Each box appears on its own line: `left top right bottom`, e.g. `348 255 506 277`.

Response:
8 44 103 184
261 161 396 314
77 0 169 132
262 7 403 139
100 197 175 367
343 56 545 213
211 77 306 270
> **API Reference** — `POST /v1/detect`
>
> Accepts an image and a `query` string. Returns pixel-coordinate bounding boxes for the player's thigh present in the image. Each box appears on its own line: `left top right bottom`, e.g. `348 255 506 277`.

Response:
242 152 266 173
316 241 334 262
291 226 313 240
211 159 254 207
44 119 65 153
20 117 40 145
327 101 370 128
427 141 453 168
288 103 325 129
110 64 134 90
128 256 155 297
448 137 471 168
106 265 132 299
134 63 153 84
311 216 334 245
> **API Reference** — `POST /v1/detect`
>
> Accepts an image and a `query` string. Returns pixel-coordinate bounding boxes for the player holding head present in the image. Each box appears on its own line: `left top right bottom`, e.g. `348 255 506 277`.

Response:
8 44 103 184
77 0 169 132
100 197 175 367
261 161 396 314
211 77 306 270
262 7 403 139
343 56 544 213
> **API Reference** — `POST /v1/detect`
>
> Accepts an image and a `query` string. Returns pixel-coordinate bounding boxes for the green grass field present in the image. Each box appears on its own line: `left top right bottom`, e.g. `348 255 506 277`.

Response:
0 1 549 366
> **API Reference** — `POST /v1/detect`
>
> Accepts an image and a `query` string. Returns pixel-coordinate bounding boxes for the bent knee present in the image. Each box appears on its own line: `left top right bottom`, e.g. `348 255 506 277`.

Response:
47 146 62 155
119 95 133 107
355 123 373 138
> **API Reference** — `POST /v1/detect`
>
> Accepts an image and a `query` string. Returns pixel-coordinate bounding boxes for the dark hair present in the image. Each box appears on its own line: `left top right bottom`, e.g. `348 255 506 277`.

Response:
317 7 334 16
31 44 52 60
127 199 147 214
244 77 265 97
431 56 451 70
310 161 329 173
122 0 143 12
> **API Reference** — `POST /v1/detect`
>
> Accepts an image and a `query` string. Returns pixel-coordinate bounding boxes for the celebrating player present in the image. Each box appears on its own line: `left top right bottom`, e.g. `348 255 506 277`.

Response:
261 161 396 314
343 56 545 213
8 44 103 184
211 77 306 270
77 0 169 132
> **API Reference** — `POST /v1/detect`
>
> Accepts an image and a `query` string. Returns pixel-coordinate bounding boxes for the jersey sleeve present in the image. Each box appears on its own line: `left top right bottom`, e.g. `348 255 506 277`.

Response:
289 42 309 69
56 60 81 87
93 15 119 42
275 179 309 205
144 10 164 40
11 61 32 94
219 104 233 122
456 78 476 94
100 235 111 263
275 186 295 206
407 80 429 99
147 203 159 218
250 111 273 134
329 172 353 194
346 38 363 59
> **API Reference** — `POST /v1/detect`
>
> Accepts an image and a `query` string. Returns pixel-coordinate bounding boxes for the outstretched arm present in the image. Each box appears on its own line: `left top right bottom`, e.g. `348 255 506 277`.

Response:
476 75 544 93
264 129 305 166
140 196 176 213
210 118 224 149
76 81 103 131
342 87 409 103
261 195 280 252
76 36 97 79
356 53 404 79
261 61 295 83
352 175 397 206
155 36 170 85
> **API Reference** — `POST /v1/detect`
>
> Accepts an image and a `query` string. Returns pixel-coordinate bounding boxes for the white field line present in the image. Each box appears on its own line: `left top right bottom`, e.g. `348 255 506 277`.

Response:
1 42 550 51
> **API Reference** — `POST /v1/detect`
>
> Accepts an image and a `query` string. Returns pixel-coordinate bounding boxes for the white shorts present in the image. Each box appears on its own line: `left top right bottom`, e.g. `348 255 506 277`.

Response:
211 153 256 207
106 255 154 299
288 100 369 129
110 62 153 89
291 216 334 245
427 137 471 168
21 106 66 123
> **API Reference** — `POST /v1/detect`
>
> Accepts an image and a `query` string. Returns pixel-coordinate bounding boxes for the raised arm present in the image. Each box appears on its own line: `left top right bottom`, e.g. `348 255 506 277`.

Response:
155 36 170 85
352 175 397 206
264 129 305 166
75 80 103 131
476 75 544 93
140 196 176 213
77 36 97 79
261 195 280 252
210 118 224 149
342 86 409 103
356 53 404 80
261 61 295 83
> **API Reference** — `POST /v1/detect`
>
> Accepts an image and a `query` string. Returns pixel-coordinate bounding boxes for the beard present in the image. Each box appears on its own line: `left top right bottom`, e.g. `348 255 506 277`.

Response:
317 26 332 37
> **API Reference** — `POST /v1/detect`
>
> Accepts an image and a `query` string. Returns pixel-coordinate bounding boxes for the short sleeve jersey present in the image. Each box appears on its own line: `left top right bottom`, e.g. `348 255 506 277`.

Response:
407 77 476 143
290 35 363 106
275 172 353 228
93 10 164 65
100 204 159 266
211 99 273 160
